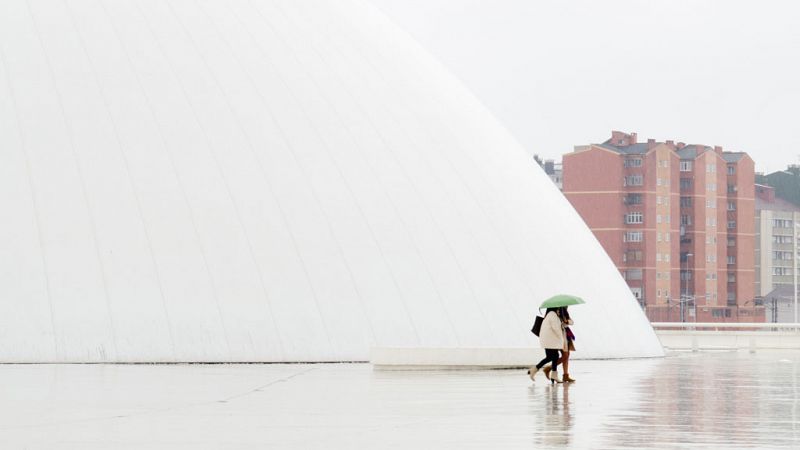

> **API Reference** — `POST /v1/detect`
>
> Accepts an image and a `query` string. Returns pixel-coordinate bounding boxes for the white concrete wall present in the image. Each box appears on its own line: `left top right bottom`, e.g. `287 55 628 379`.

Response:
0 0 663 362
656 330 800 351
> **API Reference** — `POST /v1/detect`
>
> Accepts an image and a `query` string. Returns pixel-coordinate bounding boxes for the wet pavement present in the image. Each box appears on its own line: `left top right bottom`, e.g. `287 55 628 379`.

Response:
0 350 798 449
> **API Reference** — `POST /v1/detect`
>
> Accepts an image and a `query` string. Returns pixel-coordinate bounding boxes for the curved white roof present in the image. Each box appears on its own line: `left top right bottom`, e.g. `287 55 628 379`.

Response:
0 0 663 362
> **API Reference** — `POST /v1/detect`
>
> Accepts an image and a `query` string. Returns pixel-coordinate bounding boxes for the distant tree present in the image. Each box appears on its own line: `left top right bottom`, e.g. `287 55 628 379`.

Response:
761 165 800 207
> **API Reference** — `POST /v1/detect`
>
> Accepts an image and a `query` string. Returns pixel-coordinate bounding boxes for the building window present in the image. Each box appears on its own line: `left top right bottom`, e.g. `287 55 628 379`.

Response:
727 237 735 247
773 251 793 260
625 269 643 280
727 165 735 175
657 215 662 224
773 267 792 276
680 161 693 172
624 231 643 242
727 184 737 194
773 235 794 244
624 175 644 186
625 212 644 224
727 256 736 265
665 233 670 242
713 308 732 317
680 197 692 207
681 215 692 226
706 163 716 173
706 199 715 208
727 201 736 211
728 272 736 283
707 183 716 191
626 250 642 261
680 271 692 281
772 219 793 228
625 250 643 261
680 178 692 190
624 158 643 168
624 193 642 205
727 220 736 229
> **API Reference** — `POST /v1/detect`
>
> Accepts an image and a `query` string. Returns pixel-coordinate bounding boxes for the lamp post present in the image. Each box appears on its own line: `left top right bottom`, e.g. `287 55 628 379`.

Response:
682 253 693 322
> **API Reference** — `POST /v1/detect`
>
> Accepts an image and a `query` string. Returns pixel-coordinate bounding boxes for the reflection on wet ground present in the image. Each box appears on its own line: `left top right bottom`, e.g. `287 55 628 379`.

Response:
0 351 797 449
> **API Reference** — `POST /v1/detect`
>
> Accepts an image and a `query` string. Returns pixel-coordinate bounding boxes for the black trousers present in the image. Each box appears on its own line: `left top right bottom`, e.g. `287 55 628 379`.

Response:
535 349 561 372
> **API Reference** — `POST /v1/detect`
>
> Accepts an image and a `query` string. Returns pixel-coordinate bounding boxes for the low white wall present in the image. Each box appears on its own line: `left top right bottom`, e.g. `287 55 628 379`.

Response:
655 330 800 351
651 323 800 351
370 347 544 369
371 327 800 368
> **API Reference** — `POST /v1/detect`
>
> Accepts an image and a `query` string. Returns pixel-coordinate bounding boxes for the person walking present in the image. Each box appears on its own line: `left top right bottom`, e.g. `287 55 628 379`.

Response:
528 307 566 384
551 307 576 382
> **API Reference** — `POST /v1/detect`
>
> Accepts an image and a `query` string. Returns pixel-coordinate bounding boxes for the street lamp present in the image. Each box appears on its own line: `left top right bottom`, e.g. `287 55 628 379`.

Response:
682 253 693 322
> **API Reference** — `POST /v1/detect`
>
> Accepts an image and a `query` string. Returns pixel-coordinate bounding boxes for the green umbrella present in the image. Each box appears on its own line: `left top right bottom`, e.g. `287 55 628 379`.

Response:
539 294 585 309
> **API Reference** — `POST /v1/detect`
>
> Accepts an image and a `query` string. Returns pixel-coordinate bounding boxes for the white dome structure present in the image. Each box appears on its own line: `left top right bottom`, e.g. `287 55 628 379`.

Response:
0 0 663 362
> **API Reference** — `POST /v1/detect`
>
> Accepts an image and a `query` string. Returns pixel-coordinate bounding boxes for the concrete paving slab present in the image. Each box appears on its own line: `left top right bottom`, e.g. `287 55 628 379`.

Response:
0 350 798 449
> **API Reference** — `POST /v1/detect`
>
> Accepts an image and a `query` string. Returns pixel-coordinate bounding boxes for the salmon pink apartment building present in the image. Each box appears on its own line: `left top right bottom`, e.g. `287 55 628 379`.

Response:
563 131 763 322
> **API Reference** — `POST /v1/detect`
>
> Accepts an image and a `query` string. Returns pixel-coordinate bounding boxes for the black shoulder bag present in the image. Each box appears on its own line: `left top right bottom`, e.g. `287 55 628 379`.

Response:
531 315 544 336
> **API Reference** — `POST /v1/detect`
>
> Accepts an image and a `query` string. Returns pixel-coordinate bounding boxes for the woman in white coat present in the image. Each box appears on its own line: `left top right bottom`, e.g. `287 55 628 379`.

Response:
528 307 566 384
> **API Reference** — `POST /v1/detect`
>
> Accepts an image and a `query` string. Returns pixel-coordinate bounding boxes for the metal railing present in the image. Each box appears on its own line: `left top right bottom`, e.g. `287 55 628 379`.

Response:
651 322 800 350
651 322 800 331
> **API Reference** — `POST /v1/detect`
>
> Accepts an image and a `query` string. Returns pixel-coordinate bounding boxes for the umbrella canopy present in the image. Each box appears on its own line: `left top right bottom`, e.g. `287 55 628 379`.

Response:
539 294 585 309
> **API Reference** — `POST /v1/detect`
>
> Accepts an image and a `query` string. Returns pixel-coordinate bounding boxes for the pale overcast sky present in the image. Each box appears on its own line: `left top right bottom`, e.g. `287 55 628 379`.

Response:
372 0 800 174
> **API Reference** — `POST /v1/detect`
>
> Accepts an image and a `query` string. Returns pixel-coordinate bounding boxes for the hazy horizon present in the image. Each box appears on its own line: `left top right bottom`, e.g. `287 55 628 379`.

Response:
373 0 800 174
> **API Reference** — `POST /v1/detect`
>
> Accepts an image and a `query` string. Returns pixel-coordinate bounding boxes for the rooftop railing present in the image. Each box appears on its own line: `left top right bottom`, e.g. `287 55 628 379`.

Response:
652 322 800 330
651 322 800 350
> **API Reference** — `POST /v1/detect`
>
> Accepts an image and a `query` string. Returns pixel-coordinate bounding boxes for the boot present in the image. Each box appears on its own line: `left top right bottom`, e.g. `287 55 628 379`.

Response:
562 373 576 383
549 370 563 384
527 366 539 381
543 365 552 379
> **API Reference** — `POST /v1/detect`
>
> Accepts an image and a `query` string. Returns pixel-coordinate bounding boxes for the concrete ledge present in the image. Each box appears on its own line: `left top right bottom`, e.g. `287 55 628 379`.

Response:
370 347 544 370
655 330 800 351
370 347 665 369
